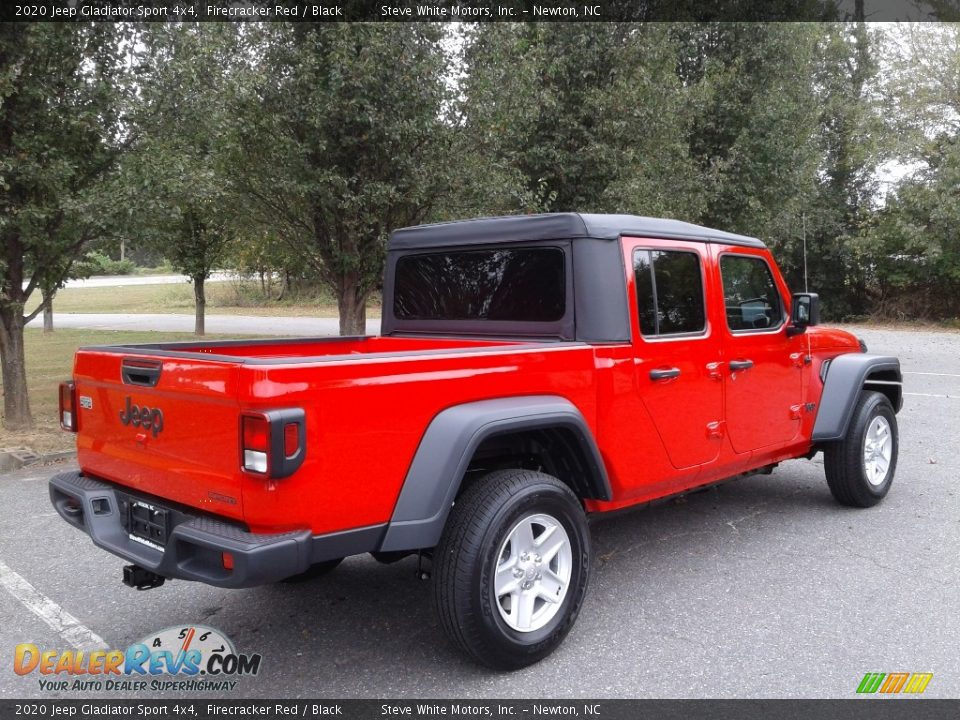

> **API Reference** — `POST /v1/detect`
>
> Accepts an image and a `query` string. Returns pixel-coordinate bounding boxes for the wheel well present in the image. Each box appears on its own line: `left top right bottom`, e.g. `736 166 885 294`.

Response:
863 368 902 412
460 427 606 502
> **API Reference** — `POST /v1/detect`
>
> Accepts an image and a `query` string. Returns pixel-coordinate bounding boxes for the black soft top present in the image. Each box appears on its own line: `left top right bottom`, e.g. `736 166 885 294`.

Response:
389 212 764 250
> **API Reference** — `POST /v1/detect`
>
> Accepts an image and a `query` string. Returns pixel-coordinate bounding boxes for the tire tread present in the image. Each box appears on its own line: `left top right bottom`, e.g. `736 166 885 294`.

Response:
433 469 587 669
824 391 897 508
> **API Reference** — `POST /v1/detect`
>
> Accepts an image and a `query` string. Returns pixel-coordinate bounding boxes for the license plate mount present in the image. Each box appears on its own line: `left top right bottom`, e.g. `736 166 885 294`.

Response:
125 500 169 548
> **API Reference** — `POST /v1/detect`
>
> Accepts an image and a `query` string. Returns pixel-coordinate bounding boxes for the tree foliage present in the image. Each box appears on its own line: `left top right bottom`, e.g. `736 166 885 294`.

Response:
4 21 960 430
457 23 703 218
0 24 125 429
225 23 453 335
122 24 238 336
864 24 960 318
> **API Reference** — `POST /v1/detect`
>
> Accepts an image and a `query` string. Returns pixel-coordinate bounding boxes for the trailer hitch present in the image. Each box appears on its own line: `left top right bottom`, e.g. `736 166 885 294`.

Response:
122 564 166 590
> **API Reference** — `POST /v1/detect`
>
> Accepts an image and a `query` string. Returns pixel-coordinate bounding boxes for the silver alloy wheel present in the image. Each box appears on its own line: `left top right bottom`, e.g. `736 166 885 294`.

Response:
493 512 573 633
863 415 893 486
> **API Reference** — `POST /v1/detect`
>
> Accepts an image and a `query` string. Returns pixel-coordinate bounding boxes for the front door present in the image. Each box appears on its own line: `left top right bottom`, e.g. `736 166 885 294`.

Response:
716 247 804 453
625 238 724 470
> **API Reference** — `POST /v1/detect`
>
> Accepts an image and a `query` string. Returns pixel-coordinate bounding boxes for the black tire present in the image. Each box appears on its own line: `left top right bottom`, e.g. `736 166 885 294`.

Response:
433 469 591 670
824 391 898 508
280 558 343 583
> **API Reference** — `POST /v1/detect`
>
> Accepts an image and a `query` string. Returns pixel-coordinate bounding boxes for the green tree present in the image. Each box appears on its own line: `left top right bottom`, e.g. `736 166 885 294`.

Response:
123 25 239 336
0 24 124 430
457 23 703 218
676 23 822 242
798 21 882 318
866 137 960 318
227 24 453 335
865 25 960 318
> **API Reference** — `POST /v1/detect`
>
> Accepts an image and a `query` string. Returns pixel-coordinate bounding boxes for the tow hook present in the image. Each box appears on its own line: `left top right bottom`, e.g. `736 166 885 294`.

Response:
122 564 166 590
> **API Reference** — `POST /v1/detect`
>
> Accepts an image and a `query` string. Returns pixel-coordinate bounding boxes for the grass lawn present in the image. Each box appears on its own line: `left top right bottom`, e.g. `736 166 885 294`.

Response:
0 328 260 455
26 279 381 318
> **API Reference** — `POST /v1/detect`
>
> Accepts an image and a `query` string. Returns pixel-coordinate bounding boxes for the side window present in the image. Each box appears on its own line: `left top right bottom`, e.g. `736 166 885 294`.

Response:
633 249 706 337
720 255 783 332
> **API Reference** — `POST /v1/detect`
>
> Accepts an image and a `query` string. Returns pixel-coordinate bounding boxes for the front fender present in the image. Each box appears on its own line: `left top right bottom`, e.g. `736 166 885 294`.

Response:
812 353 902 442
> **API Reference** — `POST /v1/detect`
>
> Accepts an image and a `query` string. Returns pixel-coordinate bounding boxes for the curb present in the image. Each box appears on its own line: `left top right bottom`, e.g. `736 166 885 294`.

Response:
0 446 76 472
30 450 77 465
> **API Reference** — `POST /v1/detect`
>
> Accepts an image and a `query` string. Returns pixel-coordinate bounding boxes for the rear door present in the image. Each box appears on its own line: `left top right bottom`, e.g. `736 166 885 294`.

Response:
624 238 724 470
714 246 804 453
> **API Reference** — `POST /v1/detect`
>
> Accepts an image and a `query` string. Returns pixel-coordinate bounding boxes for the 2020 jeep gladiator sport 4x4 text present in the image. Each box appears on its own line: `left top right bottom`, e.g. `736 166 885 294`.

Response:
50 213 902 669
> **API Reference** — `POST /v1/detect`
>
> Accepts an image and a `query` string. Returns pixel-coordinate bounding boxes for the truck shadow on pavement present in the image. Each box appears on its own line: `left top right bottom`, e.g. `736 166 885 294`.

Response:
152 464 849 693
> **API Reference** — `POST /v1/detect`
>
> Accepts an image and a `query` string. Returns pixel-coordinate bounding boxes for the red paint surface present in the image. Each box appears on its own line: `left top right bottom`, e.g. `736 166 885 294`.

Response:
70 240 859 534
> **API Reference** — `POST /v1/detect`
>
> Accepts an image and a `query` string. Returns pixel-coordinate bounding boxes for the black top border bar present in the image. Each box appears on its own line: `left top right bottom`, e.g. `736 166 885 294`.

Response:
4 0 959 23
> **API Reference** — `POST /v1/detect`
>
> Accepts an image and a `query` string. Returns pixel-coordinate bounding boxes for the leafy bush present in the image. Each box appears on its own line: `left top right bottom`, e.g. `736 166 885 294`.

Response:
77 250 136 276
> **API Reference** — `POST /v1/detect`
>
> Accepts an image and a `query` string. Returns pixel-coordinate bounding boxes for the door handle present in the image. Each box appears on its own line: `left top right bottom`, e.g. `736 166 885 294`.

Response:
649 367 681 381
729 359 754 372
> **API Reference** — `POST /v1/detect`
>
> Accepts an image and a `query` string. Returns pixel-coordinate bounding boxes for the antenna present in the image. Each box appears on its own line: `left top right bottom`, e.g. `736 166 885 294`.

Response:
802 212 809 293
801 211 812 358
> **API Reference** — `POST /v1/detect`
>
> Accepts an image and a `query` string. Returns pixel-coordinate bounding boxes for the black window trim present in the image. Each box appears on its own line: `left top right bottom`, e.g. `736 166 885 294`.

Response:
385 240 575 340
632 246 710 342
718 251 787 335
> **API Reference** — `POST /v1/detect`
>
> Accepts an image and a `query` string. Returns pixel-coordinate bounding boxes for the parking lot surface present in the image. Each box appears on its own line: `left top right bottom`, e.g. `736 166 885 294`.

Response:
1 326 957 699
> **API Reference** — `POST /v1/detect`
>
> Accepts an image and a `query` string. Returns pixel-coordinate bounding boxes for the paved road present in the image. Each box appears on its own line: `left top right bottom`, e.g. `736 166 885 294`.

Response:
36 272 236 290
1 326 957 699
27 312 382 336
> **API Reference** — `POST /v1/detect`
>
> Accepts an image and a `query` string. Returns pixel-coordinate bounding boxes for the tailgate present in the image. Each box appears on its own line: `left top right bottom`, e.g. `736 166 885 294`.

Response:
72 349 245 521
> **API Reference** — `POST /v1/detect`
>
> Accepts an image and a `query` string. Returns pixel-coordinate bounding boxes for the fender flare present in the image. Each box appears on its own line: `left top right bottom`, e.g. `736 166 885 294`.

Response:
812 353 902 443
378 395 610 552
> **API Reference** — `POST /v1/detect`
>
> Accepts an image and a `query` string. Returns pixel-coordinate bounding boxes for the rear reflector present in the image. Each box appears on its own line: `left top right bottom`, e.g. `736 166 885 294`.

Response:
59 382 77 432
222 552 234 570
284 423 299 458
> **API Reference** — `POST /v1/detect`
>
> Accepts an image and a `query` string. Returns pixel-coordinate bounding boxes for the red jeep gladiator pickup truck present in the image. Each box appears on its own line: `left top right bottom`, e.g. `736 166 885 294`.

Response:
50 213 902 669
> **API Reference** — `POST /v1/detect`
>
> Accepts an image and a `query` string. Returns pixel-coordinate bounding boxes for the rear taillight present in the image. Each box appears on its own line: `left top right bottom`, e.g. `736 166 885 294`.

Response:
242 415 270 473
240 409 306 479
59 381 77 432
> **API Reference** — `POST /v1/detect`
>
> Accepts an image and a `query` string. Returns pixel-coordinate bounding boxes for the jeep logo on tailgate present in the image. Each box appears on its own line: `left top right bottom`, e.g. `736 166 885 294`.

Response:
119 396 164 437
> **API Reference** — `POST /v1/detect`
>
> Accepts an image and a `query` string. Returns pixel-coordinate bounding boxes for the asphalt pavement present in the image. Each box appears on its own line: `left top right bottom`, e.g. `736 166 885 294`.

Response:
30 272 236 290
1 326 958 699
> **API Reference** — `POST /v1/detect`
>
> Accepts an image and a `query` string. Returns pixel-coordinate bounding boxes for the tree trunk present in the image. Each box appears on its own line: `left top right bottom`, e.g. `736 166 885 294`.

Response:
0 307 33 430
193 275 206 336
336 278 367 336
42 290 54 334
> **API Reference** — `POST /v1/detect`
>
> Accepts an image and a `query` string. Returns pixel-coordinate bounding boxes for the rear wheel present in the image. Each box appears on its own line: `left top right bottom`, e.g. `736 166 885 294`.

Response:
433 469 590 670
824 391 898 508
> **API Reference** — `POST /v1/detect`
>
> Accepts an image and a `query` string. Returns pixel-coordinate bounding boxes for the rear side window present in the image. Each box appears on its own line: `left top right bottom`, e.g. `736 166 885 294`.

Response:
394 247 565 322
633 249 706 336
720 255 783 331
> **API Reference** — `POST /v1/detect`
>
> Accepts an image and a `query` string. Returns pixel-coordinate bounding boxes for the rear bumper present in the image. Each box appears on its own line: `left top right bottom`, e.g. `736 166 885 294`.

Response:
49 471 384 589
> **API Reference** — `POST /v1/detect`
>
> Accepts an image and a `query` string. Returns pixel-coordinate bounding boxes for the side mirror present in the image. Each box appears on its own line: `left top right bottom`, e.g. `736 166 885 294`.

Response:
787 292 820 336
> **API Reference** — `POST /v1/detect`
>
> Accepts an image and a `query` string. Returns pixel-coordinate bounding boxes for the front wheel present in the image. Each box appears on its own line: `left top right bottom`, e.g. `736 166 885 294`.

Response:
824 391 898 508
433 469 591 670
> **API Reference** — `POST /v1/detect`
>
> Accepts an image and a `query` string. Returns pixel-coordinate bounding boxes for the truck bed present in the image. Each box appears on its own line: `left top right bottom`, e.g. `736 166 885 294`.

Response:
71 335 601 535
